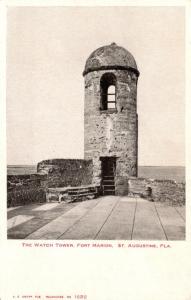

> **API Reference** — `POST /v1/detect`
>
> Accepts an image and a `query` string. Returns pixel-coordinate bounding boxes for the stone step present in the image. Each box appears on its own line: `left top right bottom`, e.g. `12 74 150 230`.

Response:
103 185 115 190
69 192 97 200
103 190 115 195
48 184 99 192
69 189 91 195
68 188 96 193
102 182 115 186
102 179 114 183
47 185 99 203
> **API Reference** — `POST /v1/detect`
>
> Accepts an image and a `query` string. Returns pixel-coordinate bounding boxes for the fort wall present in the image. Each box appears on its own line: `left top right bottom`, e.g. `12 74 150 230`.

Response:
37 159 93 188
128 177 185 205
7 174 46 207
7 165 185 207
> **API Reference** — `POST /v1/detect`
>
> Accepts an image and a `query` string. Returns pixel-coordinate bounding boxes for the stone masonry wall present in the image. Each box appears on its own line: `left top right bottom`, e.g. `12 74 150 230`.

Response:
84 69 138 190
128 177 185 205
37 159 93 188
7 174 46 207
7 168 185 206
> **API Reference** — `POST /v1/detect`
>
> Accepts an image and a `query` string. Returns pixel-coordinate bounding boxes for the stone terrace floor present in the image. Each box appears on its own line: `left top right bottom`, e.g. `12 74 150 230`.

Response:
7 196 185 240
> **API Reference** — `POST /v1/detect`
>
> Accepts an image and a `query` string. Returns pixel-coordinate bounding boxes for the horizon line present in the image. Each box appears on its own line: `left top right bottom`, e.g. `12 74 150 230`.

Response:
7 164 185 167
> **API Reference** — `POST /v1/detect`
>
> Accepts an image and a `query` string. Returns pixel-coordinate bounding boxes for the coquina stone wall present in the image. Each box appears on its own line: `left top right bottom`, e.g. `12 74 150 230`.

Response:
7 169 185 206
7 174 46 207
84 69 138 191
128 177 185 205
37 159 93 188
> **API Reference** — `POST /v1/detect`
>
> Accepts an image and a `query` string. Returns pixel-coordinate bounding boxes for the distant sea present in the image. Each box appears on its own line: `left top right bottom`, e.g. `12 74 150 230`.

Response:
7 165 37 175
138 166 185 183
7 165 185 183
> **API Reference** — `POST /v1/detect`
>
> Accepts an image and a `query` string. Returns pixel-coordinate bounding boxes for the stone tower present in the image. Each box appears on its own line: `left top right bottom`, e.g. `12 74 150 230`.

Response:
83 43 139 195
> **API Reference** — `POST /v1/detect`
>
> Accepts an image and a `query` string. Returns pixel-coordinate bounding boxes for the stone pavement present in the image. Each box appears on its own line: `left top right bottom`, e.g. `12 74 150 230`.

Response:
7 196 185 240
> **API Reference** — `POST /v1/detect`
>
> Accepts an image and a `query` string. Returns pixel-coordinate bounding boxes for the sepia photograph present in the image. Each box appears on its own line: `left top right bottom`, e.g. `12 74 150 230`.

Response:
7 6 185 240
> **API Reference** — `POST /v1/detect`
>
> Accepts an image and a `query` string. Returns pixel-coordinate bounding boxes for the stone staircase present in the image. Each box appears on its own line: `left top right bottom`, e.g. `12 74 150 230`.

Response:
102 175 115 195
46 185 100 203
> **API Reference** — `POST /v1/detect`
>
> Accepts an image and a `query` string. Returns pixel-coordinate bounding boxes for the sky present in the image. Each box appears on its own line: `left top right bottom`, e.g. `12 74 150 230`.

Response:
6 6 185 166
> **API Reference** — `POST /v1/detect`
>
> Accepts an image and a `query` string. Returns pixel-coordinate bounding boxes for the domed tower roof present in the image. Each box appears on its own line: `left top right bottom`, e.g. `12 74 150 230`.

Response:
83 42 139 76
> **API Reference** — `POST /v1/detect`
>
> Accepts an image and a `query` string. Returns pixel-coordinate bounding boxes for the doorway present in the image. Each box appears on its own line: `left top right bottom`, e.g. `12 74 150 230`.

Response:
100 157 116 195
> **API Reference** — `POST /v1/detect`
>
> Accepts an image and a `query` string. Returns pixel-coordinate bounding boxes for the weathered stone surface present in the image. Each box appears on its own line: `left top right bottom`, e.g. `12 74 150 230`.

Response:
37 159 93 188
83 42 139 76
7 174 46 207
46 185 99 203
84 67 139 194
128 177 185 205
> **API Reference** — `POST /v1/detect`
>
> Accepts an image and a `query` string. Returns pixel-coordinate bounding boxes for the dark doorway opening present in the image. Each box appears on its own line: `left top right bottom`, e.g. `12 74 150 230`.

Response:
100 157 116 195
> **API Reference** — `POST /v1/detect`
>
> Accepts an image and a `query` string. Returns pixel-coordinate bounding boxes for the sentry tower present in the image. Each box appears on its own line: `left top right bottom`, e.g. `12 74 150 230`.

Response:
83 43 139 195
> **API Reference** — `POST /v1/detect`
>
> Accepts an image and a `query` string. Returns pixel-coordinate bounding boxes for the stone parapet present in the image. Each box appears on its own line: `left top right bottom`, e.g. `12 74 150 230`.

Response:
128 177 185 205
37 159 93 188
